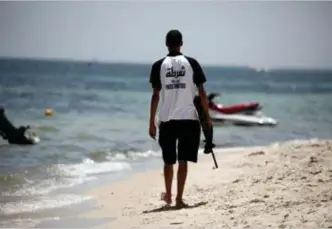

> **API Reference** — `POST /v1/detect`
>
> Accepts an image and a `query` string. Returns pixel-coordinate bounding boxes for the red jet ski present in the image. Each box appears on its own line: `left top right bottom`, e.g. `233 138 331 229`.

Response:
207 93 278 126
208 93 261 115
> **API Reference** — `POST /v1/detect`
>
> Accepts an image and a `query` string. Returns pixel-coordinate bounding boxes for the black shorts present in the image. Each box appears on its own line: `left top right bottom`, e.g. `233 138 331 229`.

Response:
158 120 201 165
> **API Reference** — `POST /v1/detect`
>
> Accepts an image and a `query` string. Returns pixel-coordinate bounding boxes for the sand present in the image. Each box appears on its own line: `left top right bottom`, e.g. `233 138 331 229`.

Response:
81 139 332 228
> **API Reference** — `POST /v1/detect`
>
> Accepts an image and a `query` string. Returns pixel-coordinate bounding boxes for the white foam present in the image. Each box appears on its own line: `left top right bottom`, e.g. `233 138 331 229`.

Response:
202 138 323 154
58 158 131 177
2 157 131 197
269 138 320 148
2 158 132 197
0 194 93 215
111 153 127 160
0 218 40 228
2 176 97 197
108 150 160 161
131 150 160 158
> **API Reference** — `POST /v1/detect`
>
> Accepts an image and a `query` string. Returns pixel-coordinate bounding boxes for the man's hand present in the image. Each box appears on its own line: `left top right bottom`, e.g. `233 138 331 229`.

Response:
149 121 156 140
202 121 215 154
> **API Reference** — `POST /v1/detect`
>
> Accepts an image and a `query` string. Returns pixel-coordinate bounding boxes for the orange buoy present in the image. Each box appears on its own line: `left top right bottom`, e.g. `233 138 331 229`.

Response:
44 109 54 116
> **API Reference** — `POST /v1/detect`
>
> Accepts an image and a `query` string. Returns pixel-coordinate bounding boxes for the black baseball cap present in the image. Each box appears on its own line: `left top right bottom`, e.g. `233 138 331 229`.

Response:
165 30 183 47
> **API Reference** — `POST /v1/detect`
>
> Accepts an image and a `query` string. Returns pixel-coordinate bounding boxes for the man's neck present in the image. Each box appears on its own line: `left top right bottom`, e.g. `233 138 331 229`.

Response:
168 46 181 52
168 49 182 56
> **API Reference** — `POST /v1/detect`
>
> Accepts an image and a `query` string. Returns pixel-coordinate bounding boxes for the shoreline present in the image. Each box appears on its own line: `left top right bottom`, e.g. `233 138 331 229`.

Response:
1 138 330 228
76 138 332 228
28 145 254 228
0 142 247 228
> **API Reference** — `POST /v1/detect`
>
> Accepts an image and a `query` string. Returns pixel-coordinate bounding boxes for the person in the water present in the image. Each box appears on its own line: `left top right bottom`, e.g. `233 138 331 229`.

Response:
0 107 33 145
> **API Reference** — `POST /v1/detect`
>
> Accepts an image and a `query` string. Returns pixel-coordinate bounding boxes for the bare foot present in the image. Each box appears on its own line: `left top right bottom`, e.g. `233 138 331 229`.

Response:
160 192 172 205
175 199 189 209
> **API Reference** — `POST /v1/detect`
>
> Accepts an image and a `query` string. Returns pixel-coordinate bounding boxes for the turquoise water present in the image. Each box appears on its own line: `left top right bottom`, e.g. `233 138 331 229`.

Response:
0 58 332 226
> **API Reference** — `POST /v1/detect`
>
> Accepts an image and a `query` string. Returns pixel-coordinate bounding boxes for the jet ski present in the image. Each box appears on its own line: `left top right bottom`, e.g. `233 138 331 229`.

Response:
208 93 278 126
0 126 40 145
0 107 40 145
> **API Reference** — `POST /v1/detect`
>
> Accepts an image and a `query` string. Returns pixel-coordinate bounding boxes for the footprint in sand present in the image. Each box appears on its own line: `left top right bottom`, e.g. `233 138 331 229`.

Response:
170 222 183 225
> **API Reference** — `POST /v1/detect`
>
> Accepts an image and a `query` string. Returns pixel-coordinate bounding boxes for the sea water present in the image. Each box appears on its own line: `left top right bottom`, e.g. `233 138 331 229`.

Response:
0 58 331 226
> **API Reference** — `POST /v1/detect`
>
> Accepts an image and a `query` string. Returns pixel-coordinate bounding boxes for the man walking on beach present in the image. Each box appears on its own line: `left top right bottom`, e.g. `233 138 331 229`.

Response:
149 29 211 208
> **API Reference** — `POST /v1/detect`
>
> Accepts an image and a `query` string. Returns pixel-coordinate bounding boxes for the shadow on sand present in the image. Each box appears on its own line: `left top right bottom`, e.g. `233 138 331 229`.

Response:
142 201 208 214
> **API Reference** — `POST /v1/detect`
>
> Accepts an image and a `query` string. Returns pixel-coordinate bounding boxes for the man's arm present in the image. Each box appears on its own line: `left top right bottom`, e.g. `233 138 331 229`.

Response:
189 57 214 153
149 88 160 125
149 61 162 126
190 57 211 125
192 59 215 153
197 84 211 125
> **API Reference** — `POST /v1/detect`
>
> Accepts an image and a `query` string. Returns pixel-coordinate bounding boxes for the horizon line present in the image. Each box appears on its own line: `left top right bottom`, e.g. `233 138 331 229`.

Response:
1 55 332 72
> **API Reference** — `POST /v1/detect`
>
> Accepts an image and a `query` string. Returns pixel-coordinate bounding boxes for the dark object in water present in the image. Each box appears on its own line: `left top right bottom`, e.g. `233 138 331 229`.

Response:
0 107 37 145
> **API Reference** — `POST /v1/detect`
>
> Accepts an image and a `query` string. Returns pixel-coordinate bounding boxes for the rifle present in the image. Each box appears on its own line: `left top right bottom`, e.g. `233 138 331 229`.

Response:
201 121 218 169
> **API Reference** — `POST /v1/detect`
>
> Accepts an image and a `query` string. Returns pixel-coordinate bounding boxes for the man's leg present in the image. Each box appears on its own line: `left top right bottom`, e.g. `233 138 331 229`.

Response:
163 163 174 204
176 120 201 208
158 121 177 205
176 160 188 207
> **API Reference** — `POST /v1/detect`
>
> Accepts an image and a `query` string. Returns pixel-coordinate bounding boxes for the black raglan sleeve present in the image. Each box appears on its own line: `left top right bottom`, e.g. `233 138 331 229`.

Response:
186 56 207 86
149 59 163 91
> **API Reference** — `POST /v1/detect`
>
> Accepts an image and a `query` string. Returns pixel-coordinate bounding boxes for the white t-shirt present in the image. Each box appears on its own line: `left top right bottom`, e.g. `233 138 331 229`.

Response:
149 52 207 122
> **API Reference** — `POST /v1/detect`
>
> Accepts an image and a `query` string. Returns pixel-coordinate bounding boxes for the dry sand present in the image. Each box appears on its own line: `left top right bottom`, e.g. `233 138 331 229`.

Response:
81 139 332 228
